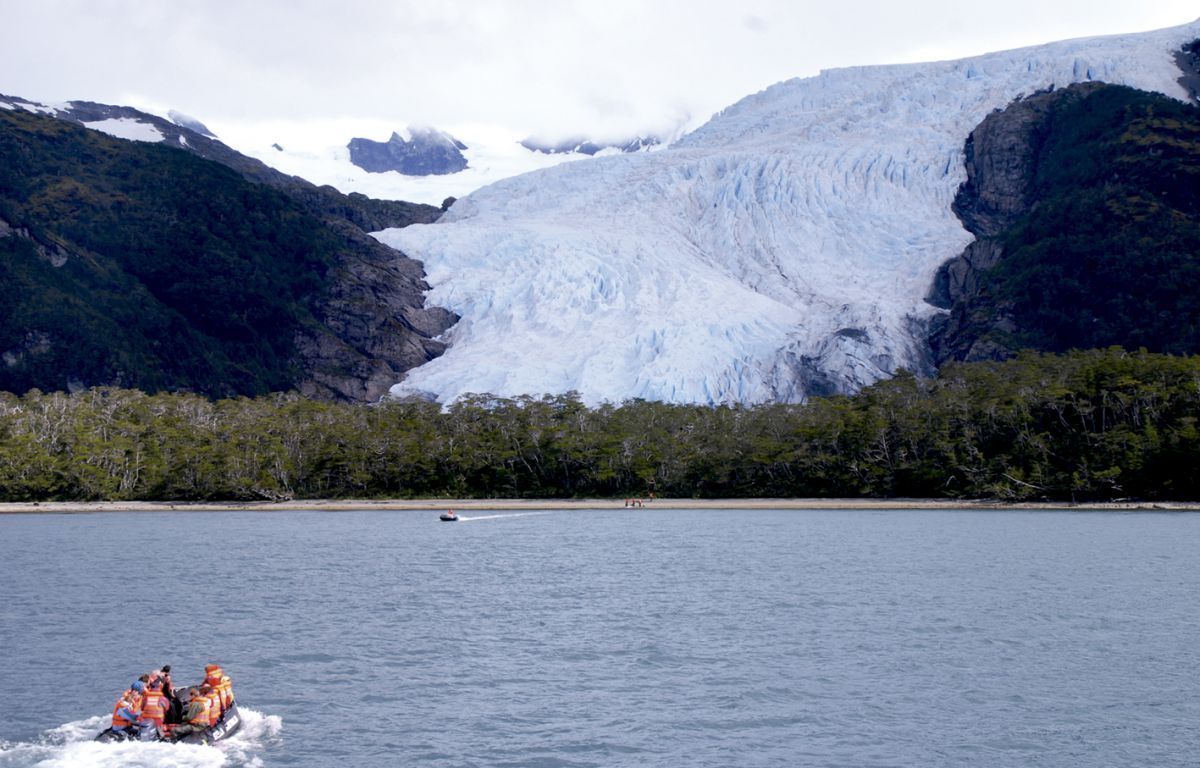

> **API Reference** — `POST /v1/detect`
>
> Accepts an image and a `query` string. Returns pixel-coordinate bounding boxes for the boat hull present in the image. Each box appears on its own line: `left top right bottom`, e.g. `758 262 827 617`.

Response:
174 702 242 744
94 702 242 745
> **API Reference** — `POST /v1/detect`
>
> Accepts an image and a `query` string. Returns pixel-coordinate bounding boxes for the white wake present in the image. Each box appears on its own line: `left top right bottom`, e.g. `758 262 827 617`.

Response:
0 708 282 768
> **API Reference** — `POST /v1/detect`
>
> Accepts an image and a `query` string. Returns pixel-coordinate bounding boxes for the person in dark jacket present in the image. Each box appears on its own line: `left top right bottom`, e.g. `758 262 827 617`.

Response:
155 665 182 723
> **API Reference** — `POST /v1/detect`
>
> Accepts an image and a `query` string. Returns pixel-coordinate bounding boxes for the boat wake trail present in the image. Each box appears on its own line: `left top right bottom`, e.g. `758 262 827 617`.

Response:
0 709 282 768
458 511 556 522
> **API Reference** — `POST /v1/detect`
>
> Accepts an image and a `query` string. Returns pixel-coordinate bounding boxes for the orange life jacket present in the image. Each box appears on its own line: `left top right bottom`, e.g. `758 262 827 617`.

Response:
111 695 140 728
188 695 211 726
205 668 233 710
140 689 168 725
217 674 233 709
206 689 223 726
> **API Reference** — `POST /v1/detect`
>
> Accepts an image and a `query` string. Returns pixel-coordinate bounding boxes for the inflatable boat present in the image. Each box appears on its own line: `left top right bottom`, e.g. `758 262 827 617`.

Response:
440 511 459 521
95 692 242 745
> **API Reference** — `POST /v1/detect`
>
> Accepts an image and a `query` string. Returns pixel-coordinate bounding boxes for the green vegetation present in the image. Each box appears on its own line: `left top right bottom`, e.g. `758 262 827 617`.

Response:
1 348 1196 503
973 85 1200 354
0 107 343 397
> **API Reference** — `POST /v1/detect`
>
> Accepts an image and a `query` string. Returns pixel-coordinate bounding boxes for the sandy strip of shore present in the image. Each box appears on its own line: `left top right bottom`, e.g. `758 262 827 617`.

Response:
0 498 1197 514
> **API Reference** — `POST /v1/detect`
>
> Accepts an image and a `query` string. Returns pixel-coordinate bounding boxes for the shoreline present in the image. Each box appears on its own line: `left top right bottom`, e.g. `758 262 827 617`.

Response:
1 497 1198 514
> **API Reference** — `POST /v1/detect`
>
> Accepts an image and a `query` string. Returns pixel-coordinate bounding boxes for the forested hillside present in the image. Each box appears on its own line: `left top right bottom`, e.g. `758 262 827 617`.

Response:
933 84 1200 361
1 349 1195 503
0 106 453 401
0 108 342 395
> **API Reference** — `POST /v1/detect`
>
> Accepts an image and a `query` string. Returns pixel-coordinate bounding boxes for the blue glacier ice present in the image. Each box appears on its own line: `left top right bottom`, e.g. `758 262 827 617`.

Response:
375 20 1200 406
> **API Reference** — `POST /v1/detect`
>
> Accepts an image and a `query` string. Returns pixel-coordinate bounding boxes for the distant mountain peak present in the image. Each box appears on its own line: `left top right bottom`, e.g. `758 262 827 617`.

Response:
347 126 469 176
167 109 216 138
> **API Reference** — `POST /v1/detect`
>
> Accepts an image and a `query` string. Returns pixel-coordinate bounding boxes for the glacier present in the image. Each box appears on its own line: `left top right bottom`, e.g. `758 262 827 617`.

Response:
375 20 1200 406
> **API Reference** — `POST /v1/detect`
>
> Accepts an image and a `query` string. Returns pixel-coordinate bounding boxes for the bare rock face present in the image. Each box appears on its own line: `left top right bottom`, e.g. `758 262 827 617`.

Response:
948 87 1068 239
1175 39 1200 102
295 221 457 401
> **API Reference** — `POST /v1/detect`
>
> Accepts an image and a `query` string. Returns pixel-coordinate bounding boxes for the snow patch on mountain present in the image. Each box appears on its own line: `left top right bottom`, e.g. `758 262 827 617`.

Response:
0 96 62 115
376 21 1200 407
81 118 164 142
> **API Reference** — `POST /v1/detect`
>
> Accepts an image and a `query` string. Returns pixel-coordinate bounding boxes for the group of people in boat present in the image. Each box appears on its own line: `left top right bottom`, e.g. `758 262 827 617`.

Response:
109 663 234 740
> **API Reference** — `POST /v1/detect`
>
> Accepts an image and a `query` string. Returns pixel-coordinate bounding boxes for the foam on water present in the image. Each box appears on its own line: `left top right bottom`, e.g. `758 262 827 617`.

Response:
0 709 281 768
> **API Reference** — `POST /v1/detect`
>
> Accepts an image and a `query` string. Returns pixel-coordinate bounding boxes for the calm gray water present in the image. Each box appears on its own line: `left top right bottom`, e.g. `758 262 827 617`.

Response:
1 507 1198 767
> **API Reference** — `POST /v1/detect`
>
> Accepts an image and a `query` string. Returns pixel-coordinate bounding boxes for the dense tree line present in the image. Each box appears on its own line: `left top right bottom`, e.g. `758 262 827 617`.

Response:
0 348 1196 503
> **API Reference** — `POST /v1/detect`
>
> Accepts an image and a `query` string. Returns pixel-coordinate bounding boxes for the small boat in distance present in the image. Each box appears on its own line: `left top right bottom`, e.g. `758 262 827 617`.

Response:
440 510 459 522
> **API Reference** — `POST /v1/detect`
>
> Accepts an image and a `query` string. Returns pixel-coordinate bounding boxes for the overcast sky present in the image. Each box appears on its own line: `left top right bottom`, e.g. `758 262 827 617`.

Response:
2 1 1197 143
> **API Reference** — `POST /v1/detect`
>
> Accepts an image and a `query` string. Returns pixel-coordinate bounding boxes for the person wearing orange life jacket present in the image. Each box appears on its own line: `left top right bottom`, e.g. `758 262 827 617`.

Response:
203 664 234 712
138 679 171 735
110 680 148 735
166 687 210 740
203 684 223 727
127 678 146 709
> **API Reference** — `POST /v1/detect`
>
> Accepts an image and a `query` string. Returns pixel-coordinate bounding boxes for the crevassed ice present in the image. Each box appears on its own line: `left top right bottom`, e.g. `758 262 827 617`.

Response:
374 20 1200 406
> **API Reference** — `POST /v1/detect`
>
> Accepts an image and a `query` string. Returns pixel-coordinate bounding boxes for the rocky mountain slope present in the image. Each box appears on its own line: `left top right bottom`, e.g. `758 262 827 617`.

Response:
0 99 454 400
379 21 1200 406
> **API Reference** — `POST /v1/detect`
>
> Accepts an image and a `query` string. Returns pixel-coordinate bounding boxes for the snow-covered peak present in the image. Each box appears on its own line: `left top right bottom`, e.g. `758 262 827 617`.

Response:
167 109 217 138
347 125 469 175
375 20 1200 407
404 124 467 150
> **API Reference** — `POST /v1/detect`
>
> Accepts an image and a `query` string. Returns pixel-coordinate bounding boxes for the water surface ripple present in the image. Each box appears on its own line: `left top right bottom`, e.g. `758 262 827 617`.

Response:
1 507 1198 767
